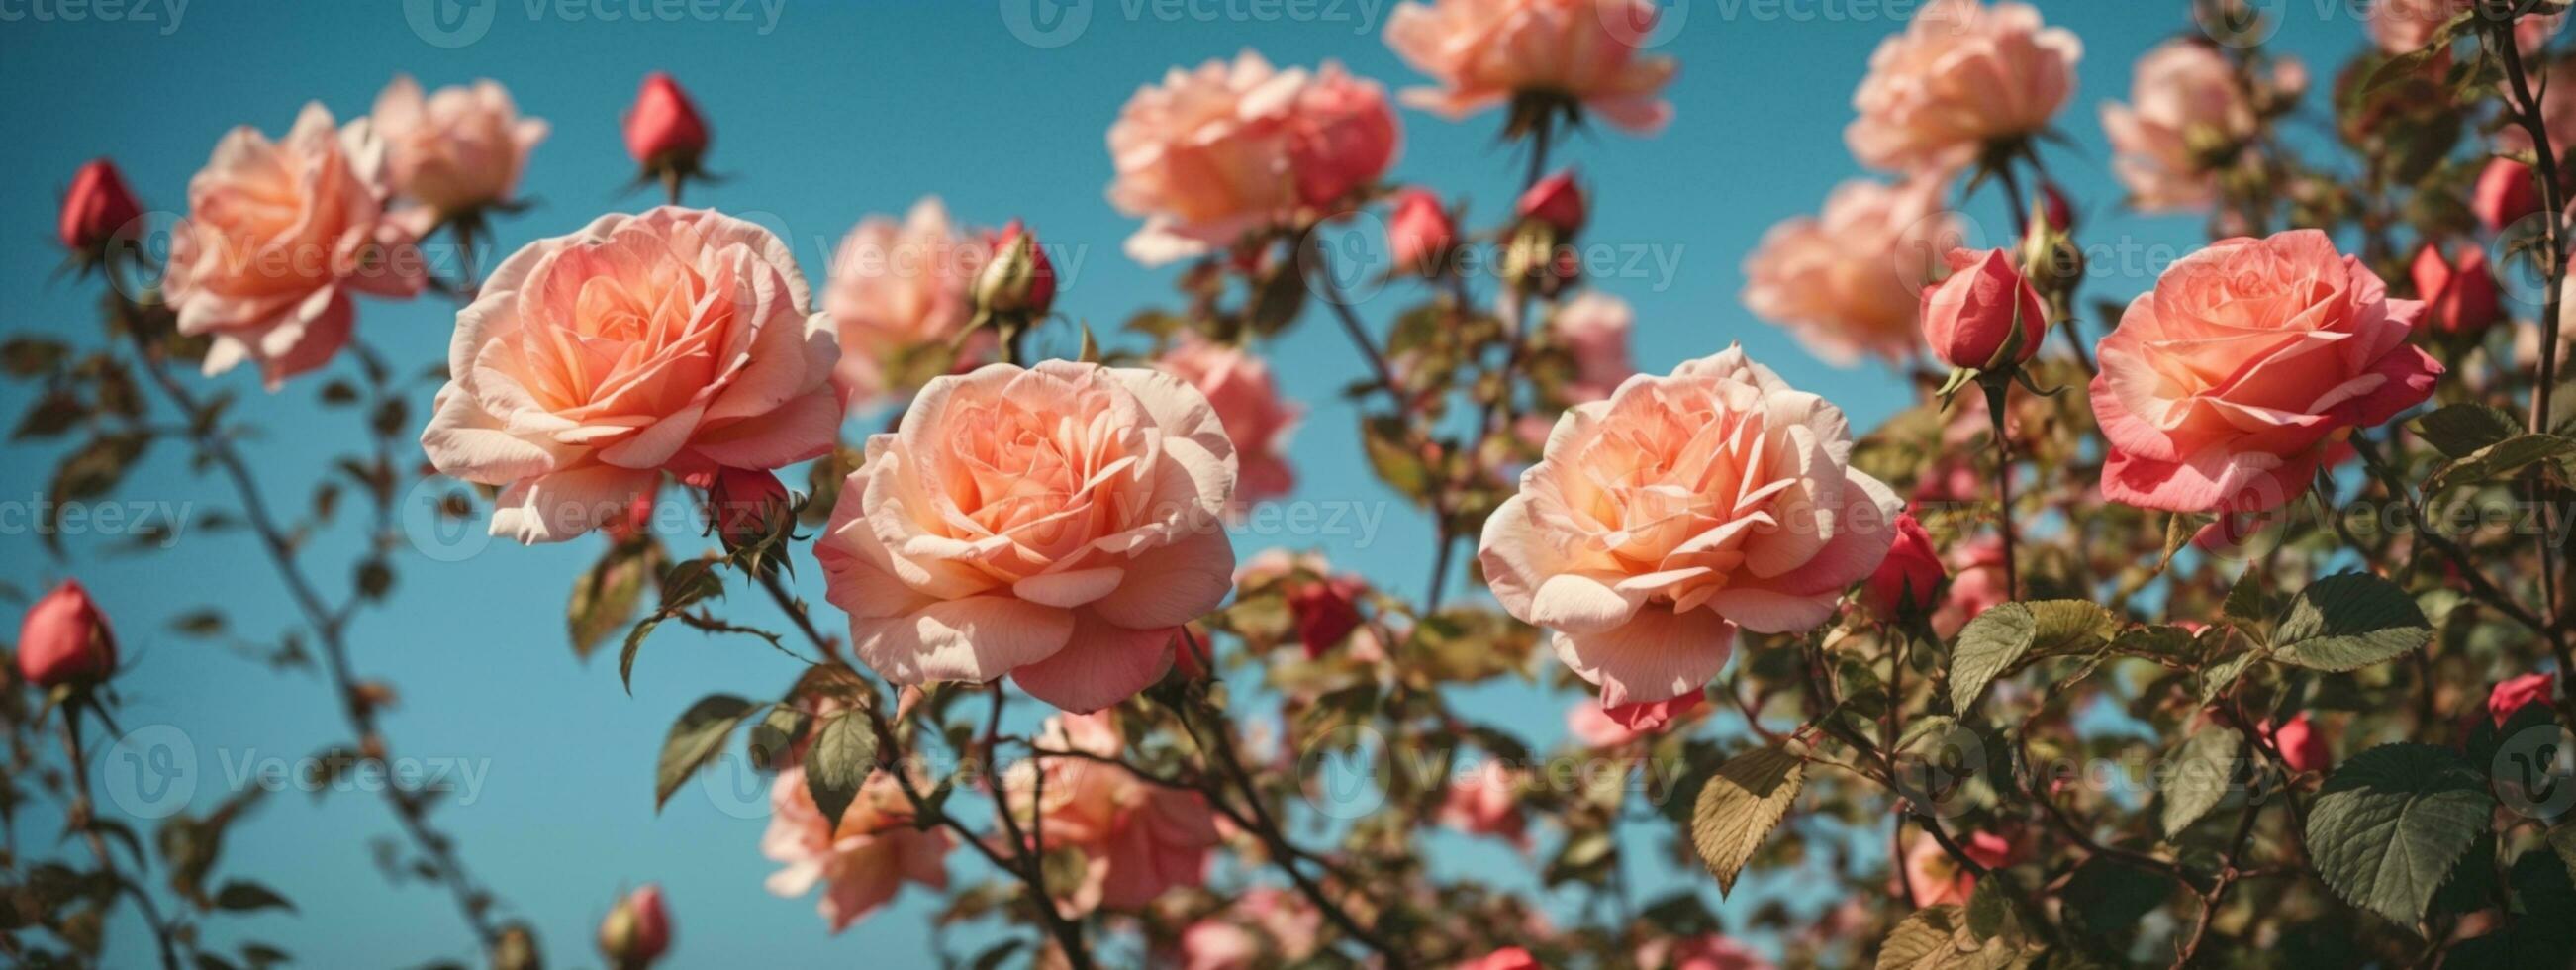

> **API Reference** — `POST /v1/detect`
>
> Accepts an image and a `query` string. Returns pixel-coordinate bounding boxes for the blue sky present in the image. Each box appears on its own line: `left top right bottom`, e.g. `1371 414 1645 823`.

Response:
0 1 2385 965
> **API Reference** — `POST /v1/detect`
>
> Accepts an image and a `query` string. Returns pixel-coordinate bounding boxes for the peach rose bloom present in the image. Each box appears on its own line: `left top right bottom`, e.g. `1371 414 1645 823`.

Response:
762 767 952 933
1288 65 1403 208
1899 829 2013 907
1008 713 1221 911
1383 0 1679 132
1177 888 1322 970
1551 291 1636 403
163 103 427 388
420 207 842 543
2100 41 2255 212
370 74 547 215
1158 333 1301 508
1479 347 1901 705
816 361 1238 713
824 197 985 407
1108 52 1395 264
1846 0 2081 173
1565 693 1699 749
2090 230 2439 514
1742 178 1955 366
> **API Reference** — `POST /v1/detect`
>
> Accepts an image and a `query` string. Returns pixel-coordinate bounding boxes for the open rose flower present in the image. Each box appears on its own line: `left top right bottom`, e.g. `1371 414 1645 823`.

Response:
824 198 986 407
763 767 952 933
1158 333 1301 508
1383 0 1679 132
164 103 427 388
2100 40 2257 212
2090 230 2439 514
1108 52 1396 264
1478 346 1901 705
816 361 1238 713
370 74 547 216
1007 713 1220 911
2489 672 2554 727
1743 178 1954 365
1847 0 2081 173
420 207 841 543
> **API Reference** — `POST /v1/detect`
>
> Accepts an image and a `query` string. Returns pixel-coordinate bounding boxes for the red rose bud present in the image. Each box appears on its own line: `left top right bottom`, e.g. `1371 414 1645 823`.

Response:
2487 672 2553 727
2411 243 2501 338
1286 574 1368 659
623 73 711 170
2037 180 2074 234
2265 714 2330 774
1385 189 1457 275
605 490 658 543
1922 248 2048 370
708 467 790 551
17 580 118 689
58 159 143 255
2472 157 2541 233
598 884 672 969
975 220 1056 319
1516 169 1585 235
1862 512 1946 617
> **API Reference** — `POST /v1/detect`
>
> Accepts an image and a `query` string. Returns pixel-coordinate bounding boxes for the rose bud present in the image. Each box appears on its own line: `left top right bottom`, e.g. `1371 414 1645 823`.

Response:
604 491 658 544
706 467 790 552
58 159 143 258
1863 512 1946 618
2265 714 2330 774
2472 158 2541 233
974 220 1056 319
2488 672 2553 727
1516 169 1585 235
17 580 118 690
1286 574 1368 659
598 884 672 969
2037 179 2074 234
1385 189 1457 276
623 72 711 172
1922 248 2048 370
2411 243 2501 338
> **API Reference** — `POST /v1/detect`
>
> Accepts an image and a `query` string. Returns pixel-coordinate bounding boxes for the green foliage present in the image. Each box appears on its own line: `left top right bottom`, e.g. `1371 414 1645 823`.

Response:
2305 744 2495 925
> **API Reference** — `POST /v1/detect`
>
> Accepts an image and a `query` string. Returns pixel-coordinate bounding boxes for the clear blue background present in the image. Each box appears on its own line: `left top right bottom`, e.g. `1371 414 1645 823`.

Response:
0 1 2373 965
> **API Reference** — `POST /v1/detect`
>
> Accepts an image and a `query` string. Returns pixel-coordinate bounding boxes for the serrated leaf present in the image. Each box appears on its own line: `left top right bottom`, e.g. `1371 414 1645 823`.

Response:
2161 726 2244 836
1877 906 1962 970
1689 746 1804 896
656 695 759 811
804 712 878 828
2199 650 2260 707
2414 403 2522 458
569 539 656 661
1948 601 2114 711
2305 743 2495 925
2426 434 2576 496
2269 573 2432 671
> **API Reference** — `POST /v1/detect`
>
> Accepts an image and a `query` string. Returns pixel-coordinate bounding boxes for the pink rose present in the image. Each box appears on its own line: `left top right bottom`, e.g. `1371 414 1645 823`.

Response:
762 768 951 933
2411 243 2501 338
421 208 840 543
1847 0 2081 173
1456 947 1544 970
2489 672 2554 727
1862 511 1945 618
1437 760 1529 844
58 158 142 256
371 74 547 216
1921 248 2047 370
17 581 118 690
824 198 984 407
1387 189 1459 275
623 72 710 170
2265 714 2330 774
1566 692 1701 749
1177 888 1321 970
1478 346 1901 705
1635 935 1775 970
1383 0 1679 132
1157 333 1301 509
2100 40 2254 212
816 361 1238 713
1932 535 2007 638
1743 178 1955 365
1517 169 1587 234
1549 292 1635 403
1107 52 1394 264
2372 0 2559 55
1287 64 1401 208
2090 230 2440 514
1009 713 1220 911
163 103 427 388
2473 158 2541 232
1899 829 2014 907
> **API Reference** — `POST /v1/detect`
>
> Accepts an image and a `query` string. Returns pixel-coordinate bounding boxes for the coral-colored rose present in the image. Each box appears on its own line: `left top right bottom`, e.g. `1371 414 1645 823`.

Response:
420 207 841 543
817 361 1237 713
763 768 951 933
17 581 118 689
824 198 984 407
2473 158 2541 232
596 883 671 967
1287 65 1401 207
623 72 710 168
2489 672 2554 727
2100 40 2254 212
1635 935 1775 970
1922 248 2047 370
2411 243 2501 338
58 158 142 255
1566 692 1700 748
1743 178 1955 365
1549 291 1635 403
1108 52 1394 264
164 103 427 388
1383 0 1678 132
1177 888 1322 970
1932 535 2007 638
1157 333 1301 508
1518 170 1587 234
2265 714 2331 774
1387 189 1459 275
1862 512 1945 618
371 74 547 216
1900 829 2013 907
2090 230 2440 514
1847 0 2081 173
1479 347 1901 705
1009 713 1221 911
1437 760 1529 844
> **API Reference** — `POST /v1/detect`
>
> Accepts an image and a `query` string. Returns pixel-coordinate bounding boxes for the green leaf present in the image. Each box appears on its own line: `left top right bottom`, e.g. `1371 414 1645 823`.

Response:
569 539 657 661
656 695 760 811
2426 434 2576 496
2199 650 2261 707
2161 726 2244 836
1876 906 1962 970
2414 403 2522 458
803 712 878 828
1688 746 1804 897
2269 573 2432 671
2305 743 2496 925
212 880 293 913
2223 568 2272 632
1947 601 2116 711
